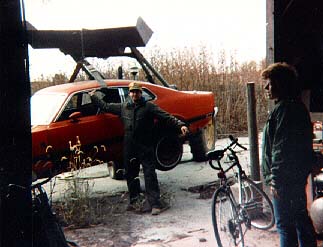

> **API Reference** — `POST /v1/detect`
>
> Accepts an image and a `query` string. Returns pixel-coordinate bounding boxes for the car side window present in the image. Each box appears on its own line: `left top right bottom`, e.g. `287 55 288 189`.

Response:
82 93 92 104
57 92 98 121
65 94 78 110
56 94 79 121
79 93 98 116
121 87 155 101
100 88 121 103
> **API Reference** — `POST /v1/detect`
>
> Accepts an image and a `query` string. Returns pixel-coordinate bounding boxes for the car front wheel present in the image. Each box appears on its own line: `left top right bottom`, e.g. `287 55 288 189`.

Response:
155 134 183 171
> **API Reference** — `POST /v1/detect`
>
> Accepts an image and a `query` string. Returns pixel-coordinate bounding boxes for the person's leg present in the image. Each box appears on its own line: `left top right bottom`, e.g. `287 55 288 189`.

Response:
124 156 141 204
273 190 298 247
140 149 161 209
293 189 317 247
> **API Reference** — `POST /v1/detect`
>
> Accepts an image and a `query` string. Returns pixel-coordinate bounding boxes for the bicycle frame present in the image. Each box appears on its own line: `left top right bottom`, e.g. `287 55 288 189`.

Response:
215 147 247 205
215 156 250 227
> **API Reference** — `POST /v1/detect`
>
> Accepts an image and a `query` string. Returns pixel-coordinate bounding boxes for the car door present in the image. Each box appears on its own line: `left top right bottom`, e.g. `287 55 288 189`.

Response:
46 88 124 165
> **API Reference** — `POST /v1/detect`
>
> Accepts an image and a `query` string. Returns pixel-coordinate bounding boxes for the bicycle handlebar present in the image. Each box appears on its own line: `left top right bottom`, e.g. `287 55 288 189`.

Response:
206 135 247 170
31 177 52 190
228 135 247 151
8 176 52 193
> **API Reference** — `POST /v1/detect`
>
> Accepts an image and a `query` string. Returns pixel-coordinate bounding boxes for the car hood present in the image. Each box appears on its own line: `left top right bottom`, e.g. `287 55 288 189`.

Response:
32 125 47 132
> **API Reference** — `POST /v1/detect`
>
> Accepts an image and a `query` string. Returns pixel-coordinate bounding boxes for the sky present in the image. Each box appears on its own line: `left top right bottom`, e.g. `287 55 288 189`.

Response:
24 0 266 81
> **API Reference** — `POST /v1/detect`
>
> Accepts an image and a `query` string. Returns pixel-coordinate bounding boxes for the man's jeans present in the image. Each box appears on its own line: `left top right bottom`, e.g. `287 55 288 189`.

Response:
273 186 317 247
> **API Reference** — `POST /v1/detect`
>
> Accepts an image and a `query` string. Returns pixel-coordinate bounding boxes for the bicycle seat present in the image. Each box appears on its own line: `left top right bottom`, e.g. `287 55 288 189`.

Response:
206 150 224 161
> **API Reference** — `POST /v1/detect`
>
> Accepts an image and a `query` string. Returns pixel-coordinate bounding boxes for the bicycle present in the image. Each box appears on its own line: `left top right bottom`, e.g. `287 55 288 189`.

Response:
7 176 79 247
206 135 274 247
32 177 80 247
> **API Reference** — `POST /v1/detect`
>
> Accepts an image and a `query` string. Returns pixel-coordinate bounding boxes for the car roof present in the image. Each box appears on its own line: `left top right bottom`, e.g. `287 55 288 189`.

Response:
34 80 170 95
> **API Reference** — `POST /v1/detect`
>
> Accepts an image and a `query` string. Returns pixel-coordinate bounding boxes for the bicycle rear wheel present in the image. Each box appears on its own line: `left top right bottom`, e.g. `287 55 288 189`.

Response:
240 177 275 230
212 187 245 247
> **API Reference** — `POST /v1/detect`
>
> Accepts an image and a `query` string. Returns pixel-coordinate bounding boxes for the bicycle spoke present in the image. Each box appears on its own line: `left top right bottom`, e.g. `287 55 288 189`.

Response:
240 178 275 230
212 188 245 247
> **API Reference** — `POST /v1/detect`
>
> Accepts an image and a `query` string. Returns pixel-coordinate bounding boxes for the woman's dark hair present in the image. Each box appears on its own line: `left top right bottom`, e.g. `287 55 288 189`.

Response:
261 62 301 99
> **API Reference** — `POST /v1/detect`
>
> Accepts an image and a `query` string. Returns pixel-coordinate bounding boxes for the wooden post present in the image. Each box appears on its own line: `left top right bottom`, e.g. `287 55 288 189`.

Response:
0 1 32 246
247 82 260 181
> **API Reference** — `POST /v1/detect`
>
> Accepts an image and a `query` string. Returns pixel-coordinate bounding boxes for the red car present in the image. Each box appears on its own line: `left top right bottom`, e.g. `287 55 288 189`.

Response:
28 18 217 179
31 80 216 179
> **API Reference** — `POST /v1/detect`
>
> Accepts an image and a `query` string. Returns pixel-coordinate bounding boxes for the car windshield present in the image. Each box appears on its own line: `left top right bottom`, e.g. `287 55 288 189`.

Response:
31 93 67 125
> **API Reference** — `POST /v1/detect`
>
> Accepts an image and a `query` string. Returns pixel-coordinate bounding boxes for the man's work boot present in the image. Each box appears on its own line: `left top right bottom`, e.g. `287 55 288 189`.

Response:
151 202 170 216
126 203 136 211
140 199 152 213
151 207 161 215
126 198 142 212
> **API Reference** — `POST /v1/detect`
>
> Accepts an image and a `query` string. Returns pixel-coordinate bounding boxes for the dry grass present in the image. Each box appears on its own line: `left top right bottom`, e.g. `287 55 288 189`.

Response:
52 183 173 228
31 46 268 136
53 187 128 228
146 47 267 135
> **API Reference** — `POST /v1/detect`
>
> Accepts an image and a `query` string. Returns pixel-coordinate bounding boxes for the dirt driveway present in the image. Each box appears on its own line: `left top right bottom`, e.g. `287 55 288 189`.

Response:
48 137 281 247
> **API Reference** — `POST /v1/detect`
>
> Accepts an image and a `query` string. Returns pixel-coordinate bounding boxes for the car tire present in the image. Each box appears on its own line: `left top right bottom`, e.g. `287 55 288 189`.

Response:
190 119 216 162
155 134 183 171
108 161 124 180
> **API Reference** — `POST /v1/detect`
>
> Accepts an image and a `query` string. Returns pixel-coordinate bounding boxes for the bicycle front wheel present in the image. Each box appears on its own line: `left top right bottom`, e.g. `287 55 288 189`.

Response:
212 187 245 247
240 177 275 230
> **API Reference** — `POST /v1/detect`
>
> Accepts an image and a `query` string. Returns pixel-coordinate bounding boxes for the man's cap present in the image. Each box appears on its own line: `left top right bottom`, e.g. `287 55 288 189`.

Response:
129 82 142 92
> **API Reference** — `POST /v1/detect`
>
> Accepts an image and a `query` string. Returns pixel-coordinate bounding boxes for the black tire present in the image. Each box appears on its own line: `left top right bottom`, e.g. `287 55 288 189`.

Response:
212 187 245 247
190 119 216 161
108 161 124 180
155 134 183 171
240 177 275 230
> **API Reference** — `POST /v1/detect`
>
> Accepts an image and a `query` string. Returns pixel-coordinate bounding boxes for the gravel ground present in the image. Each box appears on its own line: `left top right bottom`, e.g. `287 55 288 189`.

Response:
42 136 321 247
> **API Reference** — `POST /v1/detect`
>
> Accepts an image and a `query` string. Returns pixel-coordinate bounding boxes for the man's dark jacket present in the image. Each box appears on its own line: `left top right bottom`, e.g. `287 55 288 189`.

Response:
261 99 314 189
91 94 185 155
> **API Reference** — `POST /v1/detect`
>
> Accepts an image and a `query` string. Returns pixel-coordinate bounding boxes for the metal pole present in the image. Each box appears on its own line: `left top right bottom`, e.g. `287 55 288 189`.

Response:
247 82 260 181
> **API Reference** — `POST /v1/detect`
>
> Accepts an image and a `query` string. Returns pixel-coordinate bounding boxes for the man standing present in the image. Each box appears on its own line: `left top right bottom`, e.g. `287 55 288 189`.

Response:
261 62 317 246
89 82 189 215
